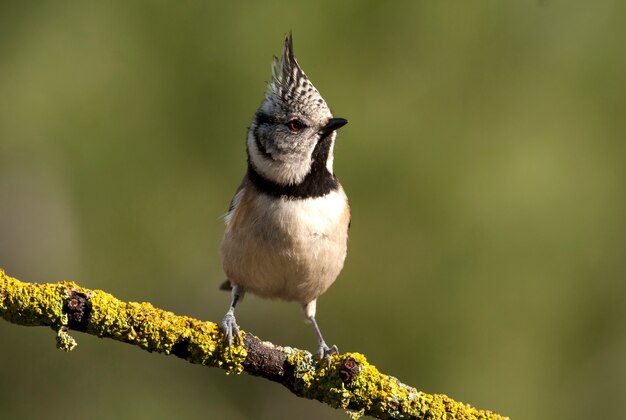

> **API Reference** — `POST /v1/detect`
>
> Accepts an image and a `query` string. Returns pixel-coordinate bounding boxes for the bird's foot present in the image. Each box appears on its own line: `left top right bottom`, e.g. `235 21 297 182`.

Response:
318 343 339 368
220 312 241 346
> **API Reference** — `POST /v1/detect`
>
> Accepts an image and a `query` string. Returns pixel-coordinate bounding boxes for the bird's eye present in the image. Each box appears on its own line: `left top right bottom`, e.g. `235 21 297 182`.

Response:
287 119 304 132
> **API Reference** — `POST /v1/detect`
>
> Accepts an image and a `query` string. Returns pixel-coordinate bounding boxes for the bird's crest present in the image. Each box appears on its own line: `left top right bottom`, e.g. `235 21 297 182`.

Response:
266 33 328 113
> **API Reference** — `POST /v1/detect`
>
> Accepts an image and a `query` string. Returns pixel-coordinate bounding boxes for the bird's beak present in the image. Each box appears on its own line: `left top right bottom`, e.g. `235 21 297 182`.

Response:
320 117 348 138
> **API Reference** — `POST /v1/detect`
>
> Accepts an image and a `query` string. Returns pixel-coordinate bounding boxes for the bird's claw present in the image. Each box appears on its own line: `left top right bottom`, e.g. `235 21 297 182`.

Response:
318 343 339 367
221 313 241 346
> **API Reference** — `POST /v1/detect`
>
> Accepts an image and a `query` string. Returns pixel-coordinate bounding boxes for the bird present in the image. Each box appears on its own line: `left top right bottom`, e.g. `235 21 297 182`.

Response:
219 33 350 363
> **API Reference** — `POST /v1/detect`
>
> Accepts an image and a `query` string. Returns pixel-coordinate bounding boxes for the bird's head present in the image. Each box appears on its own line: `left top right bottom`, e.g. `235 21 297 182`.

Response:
247 34 347 187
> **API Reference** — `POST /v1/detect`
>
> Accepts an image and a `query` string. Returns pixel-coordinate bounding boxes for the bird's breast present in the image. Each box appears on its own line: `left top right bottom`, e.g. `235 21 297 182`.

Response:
220 185 350 303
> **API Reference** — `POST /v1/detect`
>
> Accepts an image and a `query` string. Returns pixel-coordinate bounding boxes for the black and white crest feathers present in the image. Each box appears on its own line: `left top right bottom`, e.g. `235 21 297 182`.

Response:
267 33 329 115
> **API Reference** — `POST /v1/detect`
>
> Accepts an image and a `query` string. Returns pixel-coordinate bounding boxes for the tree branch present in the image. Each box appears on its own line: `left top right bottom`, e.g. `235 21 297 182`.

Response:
0 268 508 419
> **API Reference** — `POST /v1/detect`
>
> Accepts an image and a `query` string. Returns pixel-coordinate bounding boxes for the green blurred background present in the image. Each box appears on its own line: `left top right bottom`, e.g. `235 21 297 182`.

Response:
1 1 624 419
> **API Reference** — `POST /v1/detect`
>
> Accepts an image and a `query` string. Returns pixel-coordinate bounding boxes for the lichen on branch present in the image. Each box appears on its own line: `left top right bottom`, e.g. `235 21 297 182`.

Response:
0 268 508 419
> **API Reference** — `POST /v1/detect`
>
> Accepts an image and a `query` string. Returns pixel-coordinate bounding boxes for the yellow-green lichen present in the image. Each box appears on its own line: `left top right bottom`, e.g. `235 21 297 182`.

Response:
56 327 77 352
345 408 365 420
0 270 247 374
282 349 354 410
339 353 505 419
284 346 317 382
281 350 507 419
85 288 247 374
2 269 509 419
342 352 411 415
0 270 66 328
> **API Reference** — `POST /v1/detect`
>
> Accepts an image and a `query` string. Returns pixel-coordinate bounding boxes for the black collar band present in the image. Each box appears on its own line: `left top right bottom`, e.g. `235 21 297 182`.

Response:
247 137 339 199
247 163 338 199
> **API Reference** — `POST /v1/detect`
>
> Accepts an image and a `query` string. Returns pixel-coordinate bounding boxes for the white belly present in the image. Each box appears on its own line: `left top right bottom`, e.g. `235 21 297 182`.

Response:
220 188 349 304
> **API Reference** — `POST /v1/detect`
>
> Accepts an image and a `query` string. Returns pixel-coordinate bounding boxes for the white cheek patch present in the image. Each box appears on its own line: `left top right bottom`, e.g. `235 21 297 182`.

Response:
325 135 336 174
247 132 274 176
247 130 314 186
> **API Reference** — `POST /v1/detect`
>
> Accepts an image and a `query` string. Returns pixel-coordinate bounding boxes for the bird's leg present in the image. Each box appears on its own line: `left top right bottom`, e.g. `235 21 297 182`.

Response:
221 284 244 346
303 300 338 366
310 316 339 364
